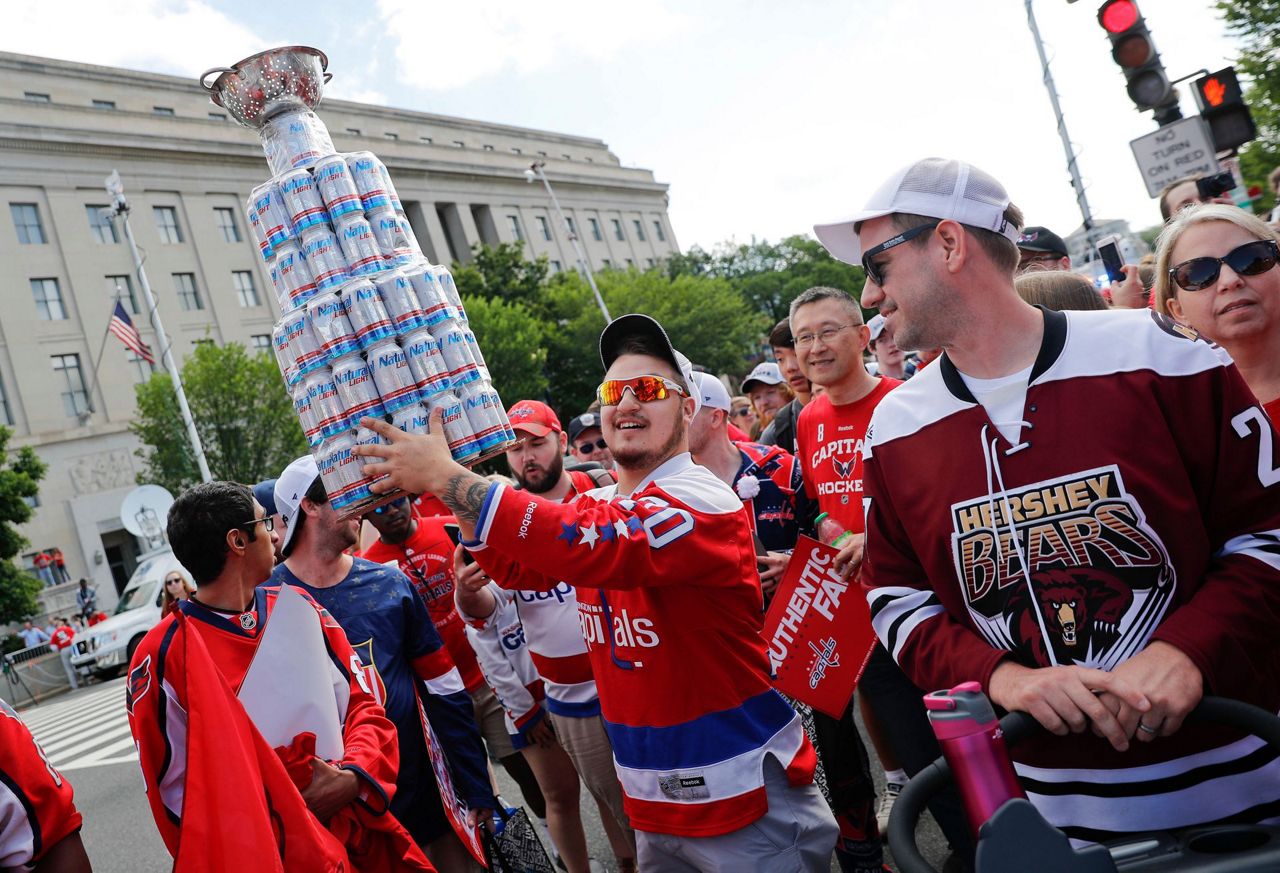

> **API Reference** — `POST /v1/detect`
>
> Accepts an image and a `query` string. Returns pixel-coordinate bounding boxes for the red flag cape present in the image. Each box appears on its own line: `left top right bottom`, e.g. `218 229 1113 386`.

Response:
172 612 352 872
761 536 877 718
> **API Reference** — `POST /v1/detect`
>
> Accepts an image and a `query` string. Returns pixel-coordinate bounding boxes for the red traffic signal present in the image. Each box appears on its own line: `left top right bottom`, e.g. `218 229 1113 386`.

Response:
1096 0 1179 122
1099 0 1139 33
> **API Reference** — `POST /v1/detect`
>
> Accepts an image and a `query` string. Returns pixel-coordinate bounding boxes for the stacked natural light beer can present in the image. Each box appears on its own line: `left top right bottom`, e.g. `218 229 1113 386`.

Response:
254 114 515 514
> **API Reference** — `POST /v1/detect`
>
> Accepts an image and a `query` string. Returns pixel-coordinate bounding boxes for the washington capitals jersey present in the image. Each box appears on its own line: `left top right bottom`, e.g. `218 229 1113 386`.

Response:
732 441 817 552
468 453 816 837
271 559 494 814
126 586 400 858
862 307 1280 843
0 700 81 870
462 581 548 747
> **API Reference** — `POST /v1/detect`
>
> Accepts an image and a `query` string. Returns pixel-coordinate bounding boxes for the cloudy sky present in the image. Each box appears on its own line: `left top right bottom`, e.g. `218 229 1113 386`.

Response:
6 1 1240 251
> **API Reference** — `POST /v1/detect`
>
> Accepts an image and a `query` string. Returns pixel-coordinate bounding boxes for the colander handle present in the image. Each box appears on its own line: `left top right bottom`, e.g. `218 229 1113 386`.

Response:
199 67 236 94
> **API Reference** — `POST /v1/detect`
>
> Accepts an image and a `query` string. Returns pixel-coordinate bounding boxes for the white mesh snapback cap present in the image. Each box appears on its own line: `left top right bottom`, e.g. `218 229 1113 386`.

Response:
813 158 1021 265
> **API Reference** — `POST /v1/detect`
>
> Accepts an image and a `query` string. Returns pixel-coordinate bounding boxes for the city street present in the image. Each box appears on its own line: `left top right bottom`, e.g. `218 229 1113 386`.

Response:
19 678 950 872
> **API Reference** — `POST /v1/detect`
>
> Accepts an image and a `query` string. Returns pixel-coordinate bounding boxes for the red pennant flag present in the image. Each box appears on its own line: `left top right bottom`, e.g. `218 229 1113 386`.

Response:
761 536 877 718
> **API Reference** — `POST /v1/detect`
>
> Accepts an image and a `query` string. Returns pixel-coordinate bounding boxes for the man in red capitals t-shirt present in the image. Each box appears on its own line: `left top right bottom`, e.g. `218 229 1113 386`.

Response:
359 496 550 818
792 286 900 569
791 285 975 864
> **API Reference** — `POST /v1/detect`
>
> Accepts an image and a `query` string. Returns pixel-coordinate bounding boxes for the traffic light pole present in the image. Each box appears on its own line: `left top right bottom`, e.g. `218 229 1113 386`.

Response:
1025 0 1095 235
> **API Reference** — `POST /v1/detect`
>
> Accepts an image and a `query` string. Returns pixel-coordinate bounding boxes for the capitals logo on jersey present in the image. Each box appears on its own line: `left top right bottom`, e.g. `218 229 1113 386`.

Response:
949 464 1176 670
350 639 386 706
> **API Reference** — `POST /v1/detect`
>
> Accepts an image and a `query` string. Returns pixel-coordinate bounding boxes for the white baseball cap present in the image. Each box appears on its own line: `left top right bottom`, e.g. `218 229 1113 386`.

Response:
274 454 320 556
690 371 731 412
813 157 1021 265
740 362 784 394
867 314 887 344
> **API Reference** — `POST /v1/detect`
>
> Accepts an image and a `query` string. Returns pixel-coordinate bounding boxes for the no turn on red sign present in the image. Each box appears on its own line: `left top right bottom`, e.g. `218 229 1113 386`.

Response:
1130 116 1220 198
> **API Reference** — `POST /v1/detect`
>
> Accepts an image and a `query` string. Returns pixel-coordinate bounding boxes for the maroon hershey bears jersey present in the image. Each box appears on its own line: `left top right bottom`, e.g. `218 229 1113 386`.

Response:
861 307 1280 844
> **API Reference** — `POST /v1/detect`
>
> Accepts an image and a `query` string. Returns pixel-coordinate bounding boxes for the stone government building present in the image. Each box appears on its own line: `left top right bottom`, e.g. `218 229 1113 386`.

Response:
0 51 677 613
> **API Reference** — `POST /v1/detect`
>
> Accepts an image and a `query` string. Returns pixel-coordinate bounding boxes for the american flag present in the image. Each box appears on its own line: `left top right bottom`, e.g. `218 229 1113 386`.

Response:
109 300 154 364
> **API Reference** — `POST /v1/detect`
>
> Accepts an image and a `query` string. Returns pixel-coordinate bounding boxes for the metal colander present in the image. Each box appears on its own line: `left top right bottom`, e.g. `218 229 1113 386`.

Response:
200 46 331 129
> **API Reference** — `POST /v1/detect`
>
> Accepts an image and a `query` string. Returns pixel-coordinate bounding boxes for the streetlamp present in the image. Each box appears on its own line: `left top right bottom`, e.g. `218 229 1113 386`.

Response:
524 162 612 322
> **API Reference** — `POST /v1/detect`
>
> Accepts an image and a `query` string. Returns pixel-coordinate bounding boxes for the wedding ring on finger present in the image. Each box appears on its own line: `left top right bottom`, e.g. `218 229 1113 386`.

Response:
1137 721 1159 735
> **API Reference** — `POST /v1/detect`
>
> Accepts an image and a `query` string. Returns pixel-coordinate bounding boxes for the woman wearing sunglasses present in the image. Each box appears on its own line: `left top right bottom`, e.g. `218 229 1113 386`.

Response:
1154 204 1280 423
160 569 195 617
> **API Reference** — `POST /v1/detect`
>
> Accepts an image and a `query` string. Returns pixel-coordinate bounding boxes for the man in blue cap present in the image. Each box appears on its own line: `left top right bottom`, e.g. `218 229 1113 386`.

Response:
253 479 284 563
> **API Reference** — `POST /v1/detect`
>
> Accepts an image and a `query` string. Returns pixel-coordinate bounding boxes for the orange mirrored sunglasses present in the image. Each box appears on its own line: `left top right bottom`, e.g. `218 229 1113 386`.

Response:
596 375 687 407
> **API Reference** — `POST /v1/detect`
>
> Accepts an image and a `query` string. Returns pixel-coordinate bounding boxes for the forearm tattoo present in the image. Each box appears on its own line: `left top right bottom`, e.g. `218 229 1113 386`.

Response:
441 472 491 525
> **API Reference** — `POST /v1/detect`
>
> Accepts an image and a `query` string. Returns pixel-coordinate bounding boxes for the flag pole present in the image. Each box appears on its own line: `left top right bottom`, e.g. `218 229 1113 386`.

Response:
82 312 115 418
104 171 213 483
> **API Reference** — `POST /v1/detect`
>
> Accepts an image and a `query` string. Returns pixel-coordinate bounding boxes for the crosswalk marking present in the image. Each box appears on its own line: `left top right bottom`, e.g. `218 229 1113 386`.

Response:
16 677 138 772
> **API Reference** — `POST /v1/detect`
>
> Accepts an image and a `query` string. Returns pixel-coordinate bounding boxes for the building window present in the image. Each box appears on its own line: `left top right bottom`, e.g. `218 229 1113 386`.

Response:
154 206 183 243
510 147 522 155
24 92 50 103
419 136 433 144
30 279 66 320
214 207 241 242
0 376 12 426
565 217 577 236
646 258 656 268
453 141 465 148
127 350 154 385
10 203 46 244
250 334 271 353
385 132 399 140
507 215 524 241
536 215 552 241
482 144 494 152
346 128 362 136
208 112 227 121
93 99 116 110
549 260 562 273
626 258 634 268
611 219 625 241
153 106 175 116
602 259 612 269
193 338 215 347
174 273 203 311
653 219 667 242
86 205 119 244
588 217 602 241
106 275 139 314
232 271 260 307
52 354 89 418
633 219 646 241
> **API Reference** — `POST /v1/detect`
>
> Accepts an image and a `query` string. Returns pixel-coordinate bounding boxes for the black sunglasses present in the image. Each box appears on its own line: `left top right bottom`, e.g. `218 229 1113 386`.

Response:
235 516 274 532
577 438 608 454
861 222 939 286
1168 239 1280 292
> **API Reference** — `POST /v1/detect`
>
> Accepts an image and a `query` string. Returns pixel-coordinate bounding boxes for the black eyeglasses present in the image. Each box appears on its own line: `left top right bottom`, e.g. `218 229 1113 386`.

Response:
369 497 408 516
1168 239 1280 292
861 221 939 287
235 516 274 532
577 438 608 454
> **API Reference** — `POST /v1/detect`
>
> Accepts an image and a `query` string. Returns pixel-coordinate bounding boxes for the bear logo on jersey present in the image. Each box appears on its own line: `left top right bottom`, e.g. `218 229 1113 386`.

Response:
949 464 1175 670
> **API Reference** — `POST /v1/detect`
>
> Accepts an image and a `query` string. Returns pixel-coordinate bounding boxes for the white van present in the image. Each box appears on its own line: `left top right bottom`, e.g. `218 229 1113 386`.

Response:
69 550 191 680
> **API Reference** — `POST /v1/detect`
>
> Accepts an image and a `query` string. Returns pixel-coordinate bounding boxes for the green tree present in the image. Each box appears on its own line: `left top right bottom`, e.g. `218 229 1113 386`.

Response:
452 242 550 305
131 343 307 493
462 295 549 405
1217 0 1280 213
0 428 47 625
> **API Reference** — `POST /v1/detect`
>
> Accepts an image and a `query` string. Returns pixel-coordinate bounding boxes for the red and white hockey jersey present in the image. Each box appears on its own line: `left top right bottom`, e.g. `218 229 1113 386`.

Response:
126 586 402 859
862 307 1280 843
467 453 816 837
0 699 81 869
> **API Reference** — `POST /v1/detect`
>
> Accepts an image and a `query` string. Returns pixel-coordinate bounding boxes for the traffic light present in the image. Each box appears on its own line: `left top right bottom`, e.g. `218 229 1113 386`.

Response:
1193 67 1256 152
1097 0 1181 125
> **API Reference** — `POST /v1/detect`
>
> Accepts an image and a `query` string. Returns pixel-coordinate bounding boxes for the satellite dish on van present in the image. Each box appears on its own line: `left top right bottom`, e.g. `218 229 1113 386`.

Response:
120 485 175 551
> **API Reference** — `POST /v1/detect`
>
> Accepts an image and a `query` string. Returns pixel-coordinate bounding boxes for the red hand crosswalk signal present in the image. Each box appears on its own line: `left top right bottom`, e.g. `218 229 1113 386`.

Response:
1096 0 1180 125
1193 67 1256 152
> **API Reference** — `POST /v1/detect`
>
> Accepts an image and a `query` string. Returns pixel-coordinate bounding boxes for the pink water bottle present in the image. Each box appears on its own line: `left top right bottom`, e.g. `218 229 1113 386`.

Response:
923 681 1026 838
